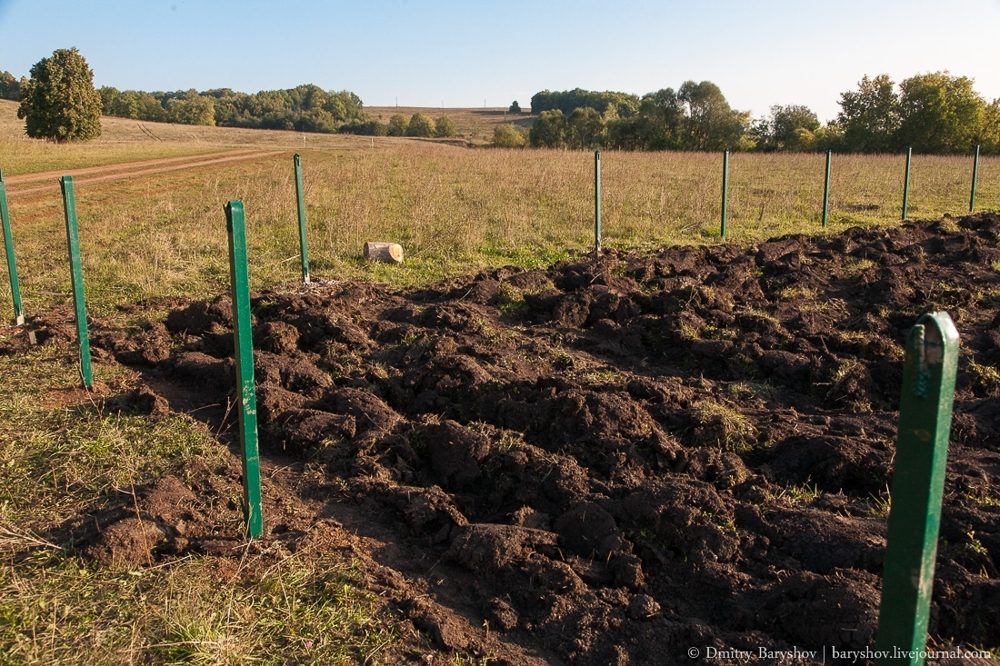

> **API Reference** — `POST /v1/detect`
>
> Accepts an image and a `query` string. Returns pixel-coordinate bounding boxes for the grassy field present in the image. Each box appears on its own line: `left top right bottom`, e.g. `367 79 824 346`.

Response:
2 99 996 314
1 101 999 664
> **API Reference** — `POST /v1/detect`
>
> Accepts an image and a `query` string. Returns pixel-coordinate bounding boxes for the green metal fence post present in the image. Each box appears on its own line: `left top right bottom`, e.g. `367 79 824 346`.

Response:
293 154 310 283
875 311 959 666
822 150 832 229
594 150 601 253
720 149 730 239
969 144 980 213
902 146 912 221
225 200 264 539
0 170 24 325
60 177 92 388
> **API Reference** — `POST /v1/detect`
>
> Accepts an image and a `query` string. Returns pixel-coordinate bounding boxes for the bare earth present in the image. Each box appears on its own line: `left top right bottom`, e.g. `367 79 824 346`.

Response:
9 213 1000 665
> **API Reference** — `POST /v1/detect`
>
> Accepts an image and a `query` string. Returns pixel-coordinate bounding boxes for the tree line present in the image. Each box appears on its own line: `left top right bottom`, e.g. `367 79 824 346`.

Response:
6 47 462 142
524 73 1000 154
7 47 999 153
97 84 368 133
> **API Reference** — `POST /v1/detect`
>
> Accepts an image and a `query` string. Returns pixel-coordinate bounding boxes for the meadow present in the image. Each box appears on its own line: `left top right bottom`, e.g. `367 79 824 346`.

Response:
1 98 996 317
1 99 998 664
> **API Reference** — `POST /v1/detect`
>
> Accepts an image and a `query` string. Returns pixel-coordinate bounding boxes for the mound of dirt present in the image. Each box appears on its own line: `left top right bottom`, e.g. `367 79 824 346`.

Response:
77 214 1000 663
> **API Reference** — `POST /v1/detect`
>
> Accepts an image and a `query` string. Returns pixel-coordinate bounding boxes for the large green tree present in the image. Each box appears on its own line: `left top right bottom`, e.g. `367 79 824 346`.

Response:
636 88 685 150
752 104 820 151
529 109 568 148
18 47 102 142
896 71 984 154
168 89 216 125
771 105 819 151
0 71 20 101
678 81 747 150
566 107 605 149
981 100 1000 155
836 74 900 153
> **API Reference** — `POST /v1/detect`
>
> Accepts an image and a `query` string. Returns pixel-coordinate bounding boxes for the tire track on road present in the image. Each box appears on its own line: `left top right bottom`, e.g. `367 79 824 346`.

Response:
6 150 284 198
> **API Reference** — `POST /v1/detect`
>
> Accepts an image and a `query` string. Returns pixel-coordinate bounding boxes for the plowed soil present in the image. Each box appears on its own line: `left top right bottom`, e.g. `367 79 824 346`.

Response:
21 214 1000 664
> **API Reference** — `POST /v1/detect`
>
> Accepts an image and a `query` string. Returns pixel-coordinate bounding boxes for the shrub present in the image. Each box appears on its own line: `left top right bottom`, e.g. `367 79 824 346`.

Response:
435 115 458 137
492 124 526 148
529 109 567 148
406 113 435 137
0 71 20 101
387 114 408 136
339 120 388 136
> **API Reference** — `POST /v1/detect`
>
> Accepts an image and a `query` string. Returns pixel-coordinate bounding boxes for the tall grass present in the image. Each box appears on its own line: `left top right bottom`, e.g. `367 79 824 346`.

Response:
1 96 997 314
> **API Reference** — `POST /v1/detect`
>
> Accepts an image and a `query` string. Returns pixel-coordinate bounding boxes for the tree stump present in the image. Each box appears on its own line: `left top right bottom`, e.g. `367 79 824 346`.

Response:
364 242 404 264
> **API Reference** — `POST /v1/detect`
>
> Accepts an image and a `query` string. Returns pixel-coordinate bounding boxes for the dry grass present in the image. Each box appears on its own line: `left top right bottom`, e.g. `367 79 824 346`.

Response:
365 106 534 144
0 99 382 176
2 98 997 317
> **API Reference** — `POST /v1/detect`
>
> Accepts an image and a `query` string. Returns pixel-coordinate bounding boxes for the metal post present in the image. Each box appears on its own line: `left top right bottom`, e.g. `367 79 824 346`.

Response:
225 201 264 539
60 177 92 388
293 154 310 283
969 144 980 213
875 311 959 666
594 150 601 253
822 150 832 229
902 146 912 221
721 149 729 239
0 170 24 325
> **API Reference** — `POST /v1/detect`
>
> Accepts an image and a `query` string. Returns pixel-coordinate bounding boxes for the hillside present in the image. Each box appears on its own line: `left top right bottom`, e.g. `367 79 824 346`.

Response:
0 99 533 154
364 106 534 143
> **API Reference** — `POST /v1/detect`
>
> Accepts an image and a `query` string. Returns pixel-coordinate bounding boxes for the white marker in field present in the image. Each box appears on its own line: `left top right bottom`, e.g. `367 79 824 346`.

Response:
364 242 404 264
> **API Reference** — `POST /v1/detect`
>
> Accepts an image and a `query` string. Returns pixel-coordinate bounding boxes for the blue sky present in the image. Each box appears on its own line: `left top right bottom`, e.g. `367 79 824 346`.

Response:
1 0 999 123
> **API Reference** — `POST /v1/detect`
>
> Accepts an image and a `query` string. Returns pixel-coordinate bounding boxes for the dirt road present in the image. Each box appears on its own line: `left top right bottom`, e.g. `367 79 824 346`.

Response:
4 149 283 198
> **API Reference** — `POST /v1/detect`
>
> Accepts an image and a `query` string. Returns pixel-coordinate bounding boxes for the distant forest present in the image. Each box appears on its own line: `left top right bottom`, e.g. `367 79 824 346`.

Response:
2 68 997 154
99 85 368 133
527 73 1000 155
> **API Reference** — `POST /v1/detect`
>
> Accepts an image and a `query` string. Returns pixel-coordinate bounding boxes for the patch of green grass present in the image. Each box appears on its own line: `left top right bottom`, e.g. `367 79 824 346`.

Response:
866 486 892 519
479 244 570 269
725 380 774 402
495 282 529 317
579 369 624 385
766 483 823 505
0 343 420 665
843 257 878 279
701 324 736 341
777 286 817 301
0 550 398 665
692 400 757 453
0 346 225 528
969 361 1000 396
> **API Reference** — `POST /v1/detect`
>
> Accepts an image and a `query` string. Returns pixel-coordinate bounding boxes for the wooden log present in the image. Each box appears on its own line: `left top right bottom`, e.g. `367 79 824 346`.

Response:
364 242 404 264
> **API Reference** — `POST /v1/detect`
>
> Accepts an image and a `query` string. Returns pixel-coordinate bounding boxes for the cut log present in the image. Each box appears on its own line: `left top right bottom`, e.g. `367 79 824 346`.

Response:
364 242 404 264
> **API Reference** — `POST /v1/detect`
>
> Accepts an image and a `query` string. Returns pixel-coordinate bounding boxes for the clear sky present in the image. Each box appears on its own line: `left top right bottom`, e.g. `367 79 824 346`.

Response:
1 0 999 124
